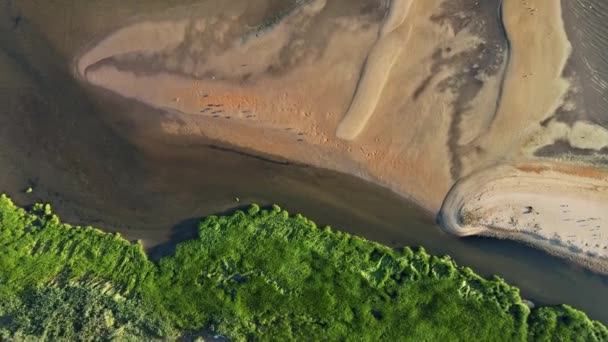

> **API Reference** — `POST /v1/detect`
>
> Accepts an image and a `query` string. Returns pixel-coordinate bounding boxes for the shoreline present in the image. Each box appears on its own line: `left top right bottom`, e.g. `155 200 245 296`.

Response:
437 0 608 275
68 0 608 275
4 0 608 328
72 0 489 212
439 162 608 275
1 194 606 339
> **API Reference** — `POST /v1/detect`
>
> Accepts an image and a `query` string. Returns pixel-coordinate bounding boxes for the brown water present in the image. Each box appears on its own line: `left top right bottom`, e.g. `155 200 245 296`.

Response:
0 0 607 325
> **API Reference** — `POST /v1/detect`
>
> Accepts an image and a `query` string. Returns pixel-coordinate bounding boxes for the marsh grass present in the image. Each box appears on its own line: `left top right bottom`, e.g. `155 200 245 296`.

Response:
0 196 606 341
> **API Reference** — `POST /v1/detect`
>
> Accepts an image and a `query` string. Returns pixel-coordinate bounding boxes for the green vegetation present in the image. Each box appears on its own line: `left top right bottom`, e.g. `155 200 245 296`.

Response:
2 285 172 341
0 195 606 341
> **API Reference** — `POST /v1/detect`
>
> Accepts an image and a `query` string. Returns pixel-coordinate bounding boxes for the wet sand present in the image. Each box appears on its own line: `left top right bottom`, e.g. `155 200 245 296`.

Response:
74 0 510 212
336 0 414 140
561 0 608 126
1 79 608 323
1 0 607 323
466 0 572 167
71 0 608 273
438 0 608 273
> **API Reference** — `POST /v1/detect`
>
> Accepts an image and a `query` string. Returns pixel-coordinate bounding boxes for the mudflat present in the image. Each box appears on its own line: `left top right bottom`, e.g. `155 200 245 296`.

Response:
65 0 608 271
74 0 507 211
2 0 608 323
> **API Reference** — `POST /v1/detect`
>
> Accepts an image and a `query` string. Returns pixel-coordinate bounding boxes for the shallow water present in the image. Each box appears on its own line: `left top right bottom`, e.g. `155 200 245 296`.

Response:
0 0 607 325
563 0 608 126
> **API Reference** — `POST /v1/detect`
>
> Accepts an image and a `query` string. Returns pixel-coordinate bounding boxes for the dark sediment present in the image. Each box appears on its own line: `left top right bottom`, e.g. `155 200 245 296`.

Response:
429 0 508 179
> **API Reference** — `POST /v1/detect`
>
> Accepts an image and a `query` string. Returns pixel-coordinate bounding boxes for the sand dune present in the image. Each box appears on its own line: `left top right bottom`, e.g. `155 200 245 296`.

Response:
335 25 412 140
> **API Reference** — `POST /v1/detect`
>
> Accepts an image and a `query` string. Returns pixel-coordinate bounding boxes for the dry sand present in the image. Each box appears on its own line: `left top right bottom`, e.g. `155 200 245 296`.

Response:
336 0 413 140
71 0 608 272
439 162 608 273
459 0 573 174
438 0 608 272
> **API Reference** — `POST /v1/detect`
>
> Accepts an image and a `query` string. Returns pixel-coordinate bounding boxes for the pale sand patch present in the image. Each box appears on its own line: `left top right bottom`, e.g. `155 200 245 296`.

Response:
439 162 608 273
435 0 608 273
460 0 573 175
336 0 414 140
380 0 413 36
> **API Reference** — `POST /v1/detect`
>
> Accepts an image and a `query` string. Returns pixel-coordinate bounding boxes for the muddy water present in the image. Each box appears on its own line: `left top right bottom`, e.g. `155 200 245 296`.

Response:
0 0 607 325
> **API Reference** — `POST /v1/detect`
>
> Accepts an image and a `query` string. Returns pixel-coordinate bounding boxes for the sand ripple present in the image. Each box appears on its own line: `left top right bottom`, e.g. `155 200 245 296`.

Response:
566 0 608 123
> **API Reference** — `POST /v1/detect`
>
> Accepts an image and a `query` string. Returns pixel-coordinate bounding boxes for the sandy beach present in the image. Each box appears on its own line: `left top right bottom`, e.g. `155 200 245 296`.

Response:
68 0 608 272
439 162 608 273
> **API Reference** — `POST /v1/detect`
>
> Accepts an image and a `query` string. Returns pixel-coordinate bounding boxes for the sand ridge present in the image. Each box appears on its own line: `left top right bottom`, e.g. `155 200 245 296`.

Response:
457 0 573 176
336 0 414 140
